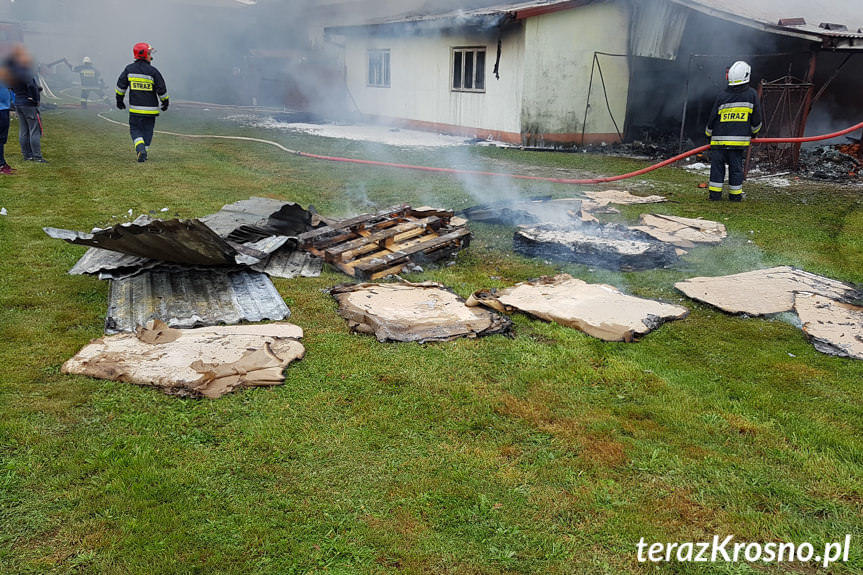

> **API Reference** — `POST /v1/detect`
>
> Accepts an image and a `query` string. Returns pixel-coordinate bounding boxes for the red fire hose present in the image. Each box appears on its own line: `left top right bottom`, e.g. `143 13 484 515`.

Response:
298 120 863 185
98 113 863 185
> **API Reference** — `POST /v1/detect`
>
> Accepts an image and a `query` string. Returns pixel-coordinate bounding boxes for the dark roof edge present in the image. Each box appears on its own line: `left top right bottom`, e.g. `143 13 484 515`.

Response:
669 0 863 49
324 0 598 37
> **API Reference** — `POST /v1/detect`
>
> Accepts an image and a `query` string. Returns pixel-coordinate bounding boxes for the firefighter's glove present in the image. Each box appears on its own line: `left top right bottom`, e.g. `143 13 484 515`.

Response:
160 100 169 112
115 97 125 110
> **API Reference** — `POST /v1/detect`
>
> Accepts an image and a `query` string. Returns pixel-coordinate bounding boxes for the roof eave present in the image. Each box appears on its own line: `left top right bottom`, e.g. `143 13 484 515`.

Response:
324 13 512 37
512 0 596 20
669 0 863 49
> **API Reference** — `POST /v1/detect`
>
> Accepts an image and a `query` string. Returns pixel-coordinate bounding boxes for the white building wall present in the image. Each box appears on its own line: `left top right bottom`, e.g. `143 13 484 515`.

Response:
521 3 631 142
342 29 524 136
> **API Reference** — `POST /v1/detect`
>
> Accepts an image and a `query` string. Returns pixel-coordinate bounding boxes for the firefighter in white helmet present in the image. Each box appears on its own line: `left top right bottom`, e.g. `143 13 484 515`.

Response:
72 56 104 109
704 61 763 201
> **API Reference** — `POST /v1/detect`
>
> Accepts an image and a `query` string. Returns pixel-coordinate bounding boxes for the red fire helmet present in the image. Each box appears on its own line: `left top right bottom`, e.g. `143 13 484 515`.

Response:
133 42 154 61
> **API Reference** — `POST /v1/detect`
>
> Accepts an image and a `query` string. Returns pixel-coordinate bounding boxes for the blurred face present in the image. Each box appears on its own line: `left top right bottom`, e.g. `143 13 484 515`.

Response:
13 44 32 67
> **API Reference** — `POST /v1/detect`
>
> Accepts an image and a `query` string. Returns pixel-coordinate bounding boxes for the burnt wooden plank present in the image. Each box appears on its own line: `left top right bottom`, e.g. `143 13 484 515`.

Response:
325 217 440 261
408 207 455 219
298 204 409 245
352 229 471 279
344 225 457 270
303 231 362 256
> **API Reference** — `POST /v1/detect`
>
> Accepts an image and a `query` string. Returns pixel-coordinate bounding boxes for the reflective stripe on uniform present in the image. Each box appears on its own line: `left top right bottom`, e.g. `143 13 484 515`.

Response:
133 137 145 147
160 94 169 102
130 106 160 115
115 87 126 96
751 123 762 134
729 189 743 195
711 136 751 146
718 102 754 111
709 181 724 190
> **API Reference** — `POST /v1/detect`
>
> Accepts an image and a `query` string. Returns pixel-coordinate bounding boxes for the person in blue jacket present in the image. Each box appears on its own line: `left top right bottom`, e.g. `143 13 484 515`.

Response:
0 77 12 174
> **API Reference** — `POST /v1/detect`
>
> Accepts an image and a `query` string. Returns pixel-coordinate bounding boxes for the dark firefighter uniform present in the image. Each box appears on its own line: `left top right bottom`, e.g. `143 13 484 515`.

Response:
705 84 762 201
115 59 169 162
73 62 103 108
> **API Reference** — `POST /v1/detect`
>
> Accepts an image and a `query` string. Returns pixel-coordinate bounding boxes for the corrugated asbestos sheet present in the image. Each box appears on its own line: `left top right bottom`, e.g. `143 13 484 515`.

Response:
105 268 290 333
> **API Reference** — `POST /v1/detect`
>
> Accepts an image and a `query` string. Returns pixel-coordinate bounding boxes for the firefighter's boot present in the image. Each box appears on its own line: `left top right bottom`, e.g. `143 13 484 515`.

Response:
709 191 723 201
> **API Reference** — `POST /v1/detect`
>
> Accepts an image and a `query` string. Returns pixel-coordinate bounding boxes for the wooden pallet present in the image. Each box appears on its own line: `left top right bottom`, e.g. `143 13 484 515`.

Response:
298 205 471 280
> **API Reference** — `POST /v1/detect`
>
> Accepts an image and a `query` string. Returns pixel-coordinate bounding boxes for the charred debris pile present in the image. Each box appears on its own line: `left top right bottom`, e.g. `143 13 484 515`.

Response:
44 189 863 398
798 139 863 181
45 199 471 335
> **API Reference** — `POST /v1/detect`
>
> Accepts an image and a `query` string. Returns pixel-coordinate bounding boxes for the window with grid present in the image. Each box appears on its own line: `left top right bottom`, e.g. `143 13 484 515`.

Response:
451 47 486 92
367 49 390 87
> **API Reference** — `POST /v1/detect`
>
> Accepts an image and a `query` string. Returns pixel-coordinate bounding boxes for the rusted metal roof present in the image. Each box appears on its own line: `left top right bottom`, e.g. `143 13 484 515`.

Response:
69 247 156 279
251 247 324 279
105 268 290 334
45 217 240 266
62 198 322 278
199 197 292 236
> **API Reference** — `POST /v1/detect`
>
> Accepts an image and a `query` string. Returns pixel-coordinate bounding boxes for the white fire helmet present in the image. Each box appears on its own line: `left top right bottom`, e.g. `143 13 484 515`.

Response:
83 56 91 64
727 61 751 86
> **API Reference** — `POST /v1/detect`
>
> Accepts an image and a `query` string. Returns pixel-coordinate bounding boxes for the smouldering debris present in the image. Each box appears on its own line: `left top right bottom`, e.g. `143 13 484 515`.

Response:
467 274 688 342
62 320 305 399
514 222 679 270
581 190 667 207
330 281 511 343
795 293 863 360
674 266 861 316
301 204 471 281
45 199 327 333
676 266 863 360
630 214 727 249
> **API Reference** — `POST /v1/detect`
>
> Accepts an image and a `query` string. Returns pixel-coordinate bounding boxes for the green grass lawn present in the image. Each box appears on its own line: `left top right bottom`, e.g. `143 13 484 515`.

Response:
1 108 862 574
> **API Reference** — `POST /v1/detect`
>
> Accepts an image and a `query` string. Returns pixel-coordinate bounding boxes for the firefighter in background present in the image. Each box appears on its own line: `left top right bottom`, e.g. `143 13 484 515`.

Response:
73 57 105 108
115 42 169 163
705 60 762 201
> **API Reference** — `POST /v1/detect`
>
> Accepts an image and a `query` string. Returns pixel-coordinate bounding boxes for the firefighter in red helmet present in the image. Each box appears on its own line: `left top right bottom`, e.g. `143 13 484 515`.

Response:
115 42 169 162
